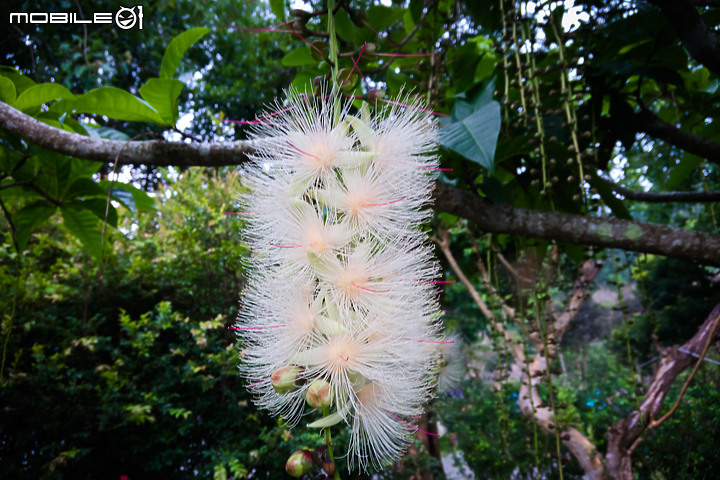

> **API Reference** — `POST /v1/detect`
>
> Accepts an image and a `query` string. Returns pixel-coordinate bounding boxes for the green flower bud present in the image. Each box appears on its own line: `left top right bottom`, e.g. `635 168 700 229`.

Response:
305 379 332 409
285 449 315 477
271 366 303 394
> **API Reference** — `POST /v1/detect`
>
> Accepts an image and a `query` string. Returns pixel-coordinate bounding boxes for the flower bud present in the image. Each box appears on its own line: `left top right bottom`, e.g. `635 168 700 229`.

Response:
322 460 336 475
305 378 332 409
271 366 303 394
286 449 315 477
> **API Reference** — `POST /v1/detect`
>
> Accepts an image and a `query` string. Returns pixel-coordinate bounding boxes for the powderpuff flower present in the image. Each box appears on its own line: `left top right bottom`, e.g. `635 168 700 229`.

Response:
235 89 445 471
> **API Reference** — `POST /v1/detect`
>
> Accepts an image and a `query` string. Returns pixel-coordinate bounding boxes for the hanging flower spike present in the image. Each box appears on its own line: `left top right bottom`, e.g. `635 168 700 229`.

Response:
236 87 444 471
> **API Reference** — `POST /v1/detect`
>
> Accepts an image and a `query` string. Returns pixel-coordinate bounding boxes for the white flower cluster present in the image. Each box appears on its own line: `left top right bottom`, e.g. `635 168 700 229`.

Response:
236 90 443 470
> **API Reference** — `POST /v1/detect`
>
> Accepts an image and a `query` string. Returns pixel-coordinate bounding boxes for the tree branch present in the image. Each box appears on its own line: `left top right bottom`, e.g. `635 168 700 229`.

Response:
649 0 720 75
0 102 257 167
606 302 720 480
599 177 720 203
634 109 720 166
3 101 720 266
433 182 720 267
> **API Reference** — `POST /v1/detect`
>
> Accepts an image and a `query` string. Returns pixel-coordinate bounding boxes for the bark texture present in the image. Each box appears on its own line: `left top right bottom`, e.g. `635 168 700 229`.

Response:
605 303 720 480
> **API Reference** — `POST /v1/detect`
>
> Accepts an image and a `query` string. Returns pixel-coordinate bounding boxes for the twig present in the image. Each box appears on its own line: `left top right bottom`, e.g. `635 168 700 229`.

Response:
0 197 19 253
649 309 720 429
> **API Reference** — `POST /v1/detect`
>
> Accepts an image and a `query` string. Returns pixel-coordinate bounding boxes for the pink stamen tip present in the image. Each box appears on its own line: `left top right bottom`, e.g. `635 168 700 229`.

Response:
363 196 407 207
222 118 280 125
375 52 436 57
351 282 390 293
257 106 294 121
422 280 456 284
286 141 321 161
384 409 440 437
229 324 287 330
247 379 270 387
379 99 450 117
225 211 254 215
346 42 366 83
269 243 303 249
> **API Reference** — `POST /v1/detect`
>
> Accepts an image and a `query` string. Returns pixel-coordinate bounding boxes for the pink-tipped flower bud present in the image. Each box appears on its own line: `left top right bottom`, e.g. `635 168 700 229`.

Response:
271 366 303 394
305 379 332 409
286 449 315 477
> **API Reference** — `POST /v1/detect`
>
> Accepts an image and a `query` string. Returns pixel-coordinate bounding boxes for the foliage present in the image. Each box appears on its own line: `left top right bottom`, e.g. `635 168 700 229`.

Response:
1 169 265 479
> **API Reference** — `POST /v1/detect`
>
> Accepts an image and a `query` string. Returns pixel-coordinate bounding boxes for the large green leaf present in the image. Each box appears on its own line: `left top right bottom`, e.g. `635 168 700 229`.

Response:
64 178 108 201
0 67 36 95
99 180 156 212
70 198 118 228
61 204 104 261
269 0 285 21
67 87 165 124
281 47 316 67
0 76 16 105
160 27 210 80
14 200 57 250
139 78 185 125
438 101 501 171
14 83 76 112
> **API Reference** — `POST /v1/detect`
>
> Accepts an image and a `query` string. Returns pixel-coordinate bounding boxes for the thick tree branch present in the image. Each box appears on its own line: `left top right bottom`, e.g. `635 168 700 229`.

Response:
606 302 720 480
0 102 257 167
634 109 720 165
649 0 720 75
433 182 720 267
3 102 720 266
599 177 720 203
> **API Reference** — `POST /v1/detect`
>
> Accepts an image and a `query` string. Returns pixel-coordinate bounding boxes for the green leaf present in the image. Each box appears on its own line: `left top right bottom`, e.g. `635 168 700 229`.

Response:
213 464 228 480
588 177 632 220
0 67 36 95
70 198 118 228
139 78 185 125
61 204 104 261
269 0 285 22
14 83 76 111
99 180 156 212
228 459 248 480
109 186 135 213
439 101 502 171
92 126 131 141
666 154 703 190
64 178 108 201
14 200 56 250
160 27 210 80
281 47 316 67
0 76 16 104
366 5 404 31
67 87 165 124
